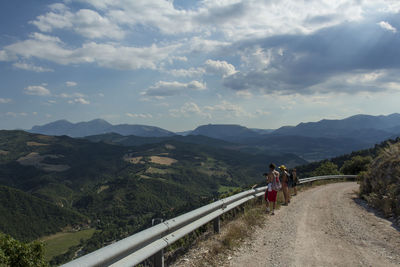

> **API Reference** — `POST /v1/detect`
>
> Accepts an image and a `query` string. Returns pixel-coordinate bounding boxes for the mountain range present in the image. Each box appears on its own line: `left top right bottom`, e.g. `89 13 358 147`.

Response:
30 119 175 138
29 113 400 161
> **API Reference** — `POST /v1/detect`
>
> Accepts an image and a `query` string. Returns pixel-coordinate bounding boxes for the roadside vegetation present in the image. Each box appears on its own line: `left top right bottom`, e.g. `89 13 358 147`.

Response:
0 232 48 267
359 141 400 223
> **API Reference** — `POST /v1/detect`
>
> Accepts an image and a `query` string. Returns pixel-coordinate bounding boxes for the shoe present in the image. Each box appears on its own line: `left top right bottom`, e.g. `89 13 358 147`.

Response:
271 212 275 215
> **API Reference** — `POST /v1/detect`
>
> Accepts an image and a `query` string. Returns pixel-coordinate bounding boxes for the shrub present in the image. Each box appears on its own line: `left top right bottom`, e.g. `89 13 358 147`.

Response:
310 161 339 176
359 142 400 219
0 232 48 267
340 155 372 175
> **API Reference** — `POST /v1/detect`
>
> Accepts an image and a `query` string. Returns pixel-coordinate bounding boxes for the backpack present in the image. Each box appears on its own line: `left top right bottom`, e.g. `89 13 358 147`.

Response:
288 171 294 184
272 172 282 191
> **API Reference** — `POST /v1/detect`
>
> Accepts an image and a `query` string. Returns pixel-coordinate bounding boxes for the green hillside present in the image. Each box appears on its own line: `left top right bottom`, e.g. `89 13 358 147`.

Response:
0 185 86 242
0 130 306 264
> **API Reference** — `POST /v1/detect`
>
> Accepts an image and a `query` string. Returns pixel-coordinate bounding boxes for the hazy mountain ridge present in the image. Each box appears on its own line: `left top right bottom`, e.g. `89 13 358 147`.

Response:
30 119 175 138
29 113 400 161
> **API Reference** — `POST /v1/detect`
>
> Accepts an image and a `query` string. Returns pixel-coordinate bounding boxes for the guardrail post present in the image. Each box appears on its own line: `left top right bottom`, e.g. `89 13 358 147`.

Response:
152 218 164 267
153 250 164 267
213 216 220 233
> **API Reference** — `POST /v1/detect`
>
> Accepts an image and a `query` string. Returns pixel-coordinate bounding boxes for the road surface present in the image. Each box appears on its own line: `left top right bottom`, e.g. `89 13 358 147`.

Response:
228 182 400 267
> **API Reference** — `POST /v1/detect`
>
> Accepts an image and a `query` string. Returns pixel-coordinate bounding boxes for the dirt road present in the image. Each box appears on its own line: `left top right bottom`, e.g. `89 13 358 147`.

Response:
227 182 400 267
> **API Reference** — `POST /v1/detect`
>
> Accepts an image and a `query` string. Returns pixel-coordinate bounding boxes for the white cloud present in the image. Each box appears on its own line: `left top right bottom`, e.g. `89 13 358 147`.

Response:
24 85 51 96
255 109 271 116
168 67 205 77
6 112 17 117
378 21 397 33
59 92 85 98
13 62 53 72
31 6 125 40
0 98 12 104
143 80 206 96
126 113 153 119
66 81 77 87
205 100 253 117
2 33 178 70
68 97 90 104
169 102 211 118
236 90 253 99
205 59 236 77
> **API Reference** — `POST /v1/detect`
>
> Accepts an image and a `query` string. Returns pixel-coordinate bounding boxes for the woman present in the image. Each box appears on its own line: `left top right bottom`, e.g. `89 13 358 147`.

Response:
265 163 280 215
279 165 290 205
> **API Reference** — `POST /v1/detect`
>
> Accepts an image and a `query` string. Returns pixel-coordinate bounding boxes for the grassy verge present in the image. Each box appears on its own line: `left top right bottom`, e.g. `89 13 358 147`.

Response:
41 228 97 262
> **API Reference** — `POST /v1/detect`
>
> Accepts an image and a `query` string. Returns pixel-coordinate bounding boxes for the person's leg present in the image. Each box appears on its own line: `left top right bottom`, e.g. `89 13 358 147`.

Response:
294 186 297 195
283 186 288 204
272 201 276 215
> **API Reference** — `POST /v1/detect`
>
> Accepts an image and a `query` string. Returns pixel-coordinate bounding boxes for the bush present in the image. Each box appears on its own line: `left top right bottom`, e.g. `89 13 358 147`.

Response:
359 142 400 219
0 232 48 267
340 155 372 175
310 161 339 176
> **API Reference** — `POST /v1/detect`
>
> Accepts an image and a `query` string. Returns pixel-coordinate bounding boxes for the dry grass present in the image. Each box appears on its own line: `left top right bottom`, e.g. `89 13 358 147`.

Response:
123 155 143 164
150 156 177 165
26 141 49 146
0 150 9 155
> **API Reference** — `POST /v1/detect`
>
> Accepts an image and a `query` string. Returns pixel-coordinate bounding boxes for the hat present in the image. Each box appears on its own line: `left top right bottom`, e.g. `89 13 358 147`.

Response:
279 165 286 170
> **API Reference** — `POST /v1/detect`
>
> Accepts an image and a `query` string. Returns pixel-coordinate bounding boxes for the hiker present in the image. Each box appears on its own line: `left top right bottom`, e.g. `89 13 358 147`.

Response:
291 168 299 195
265 163 281 215
279 165 290 205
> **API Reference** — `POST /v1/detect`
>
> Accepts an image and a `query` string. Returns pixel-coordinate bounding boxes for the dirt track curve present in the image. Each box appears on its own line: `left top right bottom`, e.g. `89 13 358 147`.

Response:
226 182 400 267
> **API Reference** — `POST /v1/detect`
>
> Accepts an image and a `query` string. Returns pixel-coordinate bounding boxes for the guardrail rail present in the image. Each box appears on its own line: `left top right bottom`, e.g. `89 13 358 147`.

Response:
61 175 356 267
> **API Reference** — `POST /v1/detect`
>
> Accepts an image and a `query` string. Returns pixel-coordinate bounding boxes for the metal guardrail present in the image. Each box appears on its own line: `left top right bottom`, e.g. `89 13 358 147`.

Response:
61 175 356 267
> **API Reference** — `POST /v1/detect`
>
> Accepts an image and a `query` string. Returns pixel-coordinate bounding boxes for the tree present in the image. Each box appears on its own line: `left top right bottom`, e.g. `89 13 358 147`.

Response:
0 232 48 267
310 161 339 176
340 155 372 175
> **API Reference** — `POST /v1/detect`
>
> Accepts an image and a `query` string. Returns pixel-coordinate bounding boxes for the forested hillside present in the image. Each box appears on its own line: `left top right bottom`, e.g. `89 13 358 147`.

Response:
0 185 86 241
0 130 306 264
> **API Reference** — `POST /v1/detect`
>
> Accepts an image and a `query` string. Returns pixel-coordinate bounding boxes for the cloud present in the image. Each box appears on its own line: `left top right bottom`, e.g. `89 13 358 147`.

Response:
1 32 178 70
5 112 28 117
0 98 12 104
24 85 51 96
169 102 211 118
223 18 400 95
59 92 85 98
66 81 77 87
378 21 397 33
143 80 206 97
13 62 53 72
204 59 236 77
31 6 125 40
126 113 153 119
68 97 90 104
168 67 205 77
236 90 253 99
205 100 253 118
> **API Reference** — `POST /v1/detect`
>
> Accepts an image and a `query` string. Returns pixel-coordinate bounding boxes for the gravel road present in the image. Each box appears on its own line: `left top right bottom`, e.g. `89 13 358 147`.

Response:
227 182 400 267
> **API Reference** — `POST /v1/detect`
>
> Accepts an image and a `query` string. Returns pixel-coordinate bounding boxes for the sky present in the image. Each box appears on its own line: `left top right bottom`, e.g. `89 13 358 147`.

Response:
1 0 400 131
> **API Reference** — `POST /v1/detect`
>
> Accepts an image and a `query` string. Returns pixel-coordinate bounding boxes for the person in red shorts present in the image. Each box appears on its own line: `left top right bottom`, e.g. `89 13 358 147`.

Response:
265 163 280 215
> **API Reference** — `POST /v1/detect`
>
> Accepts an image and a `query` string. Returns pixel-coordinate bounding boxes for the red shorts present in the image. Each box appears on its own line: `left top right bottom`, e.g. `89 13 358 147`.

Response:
267 190 278 202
